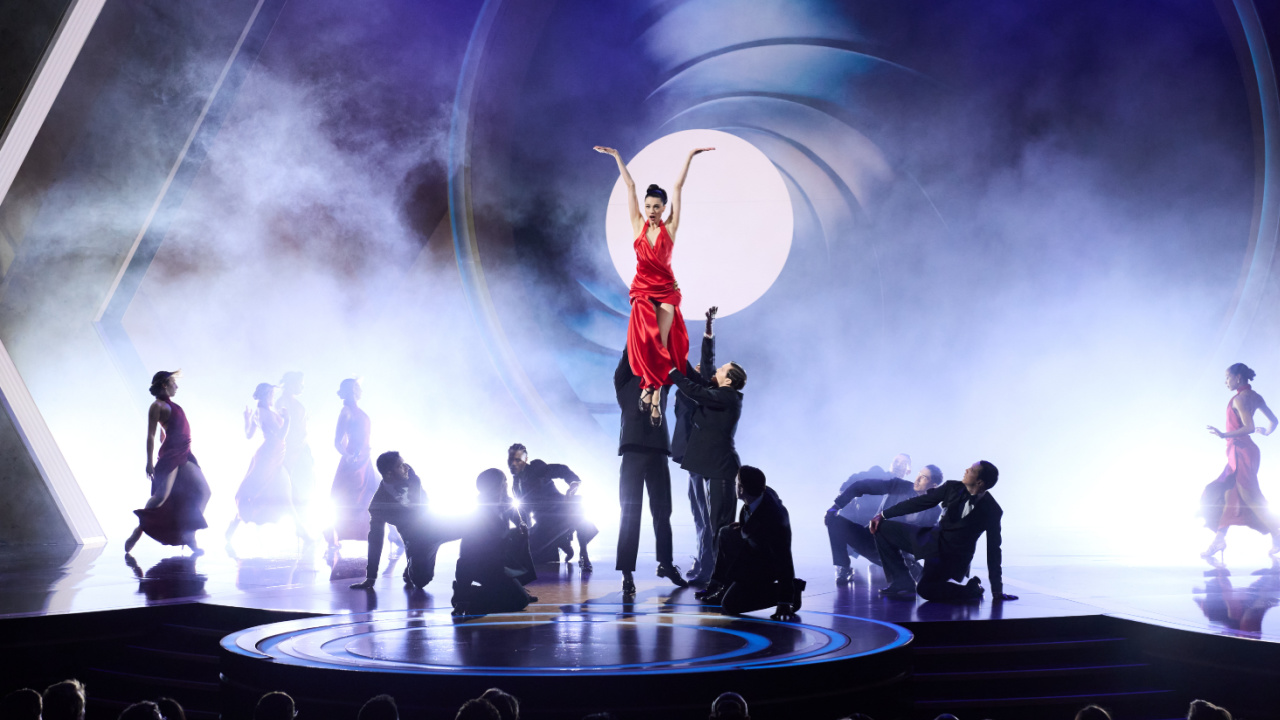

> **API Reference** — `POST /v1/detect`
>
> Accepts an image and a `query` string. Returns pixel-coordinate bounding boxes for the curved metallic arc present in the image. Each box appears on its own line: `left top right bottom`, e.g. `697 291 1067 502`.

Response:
1215 0 1280 364
701 123 885 335
448 0 568 444
651 37 935 90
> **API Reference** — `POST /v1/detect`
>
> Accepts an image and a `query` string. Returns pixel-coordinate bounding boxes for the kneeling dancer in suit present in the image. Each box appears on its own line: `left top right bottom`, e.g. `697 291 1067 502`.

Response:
350 451 457 590
697 465 805 619
452 469 538 615
871 460 1019 602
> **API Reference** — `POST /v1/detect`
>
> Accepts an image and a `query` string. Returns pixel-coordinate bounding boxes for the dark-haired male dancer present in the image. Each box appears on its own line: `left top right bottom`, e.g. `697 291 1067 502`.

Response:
696 466 803 619
615 347 688 595
825 464 943 584
672 307 718 581
508 443 598 570
350 452 456 590
667 321 745 585
871 460 1019 602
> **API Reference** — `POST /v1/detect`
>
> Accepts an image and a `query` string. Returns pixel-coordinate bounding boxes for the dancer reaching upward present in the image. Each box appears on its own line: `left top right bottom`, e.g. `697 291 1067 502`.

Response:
595 144 713 425
125 371 212 554
1201 363 1280 563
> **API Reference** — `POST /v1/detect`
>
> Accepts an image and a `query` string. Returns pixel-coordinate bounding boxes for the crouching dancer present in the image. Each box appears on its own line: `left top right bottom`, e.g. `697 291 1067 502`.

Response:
452 469 538 615
871 460 1019 603
696 466 805 620
351 452 456 590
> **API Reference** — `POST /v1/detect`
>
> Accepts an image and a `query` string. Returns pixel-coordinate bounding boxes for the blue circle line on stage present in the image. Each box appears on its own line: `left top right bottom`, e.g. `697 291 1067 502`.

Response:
223 607 911 677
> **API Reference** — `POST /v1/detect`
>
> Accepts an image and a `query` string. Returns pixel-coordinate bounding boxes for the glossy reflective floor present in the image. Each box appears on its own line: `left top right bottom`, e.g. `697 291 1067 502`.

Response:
3 541 1277 642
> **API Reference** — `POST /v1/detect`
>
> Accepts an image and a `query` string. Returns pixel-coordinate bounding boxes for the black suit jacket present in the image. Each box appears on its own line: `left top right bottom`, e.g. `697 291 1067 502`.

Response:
738 487 795 602
668 368 742 480
614 349 670 455
882 480 1003 596
834 478 941 528
671 335 715 464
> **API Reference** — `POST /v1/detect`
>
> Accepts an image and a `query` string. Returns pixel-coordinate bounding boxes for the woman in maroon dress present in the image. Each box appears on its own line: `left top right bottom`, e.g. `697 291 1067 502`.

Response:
225 383 309 548
125 371 212 554
325 378 379 550
1201 363 1280 562
595 144 713 424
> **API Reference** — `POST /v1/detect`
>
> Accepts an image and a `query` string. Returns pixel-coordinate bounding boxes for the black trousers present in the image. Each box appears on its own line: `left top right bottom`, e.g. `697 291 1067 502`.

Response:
710 525 799 614
396 520 464 589
452 528 535 614
524 486 600 563
827 516 880 567
691 474 736 573
616 450 673 572
873 520 973 602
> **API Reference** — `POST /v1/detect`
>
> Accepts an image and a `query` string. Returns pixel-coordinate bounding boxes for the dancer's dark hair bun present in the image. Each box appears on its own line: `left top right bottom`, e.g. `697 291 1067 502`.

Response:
1228 362 1256 382
645 184 667 204
149 371 177 397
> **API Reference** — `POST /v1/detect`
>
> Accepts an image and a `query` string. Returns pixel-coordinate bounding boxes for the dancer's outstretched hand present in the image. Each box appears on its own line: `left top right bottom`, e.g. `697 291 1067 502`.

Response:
1207 425 1224 438
868 514 883 534
704 306 718 336
691 147 715 155
593 146 618 156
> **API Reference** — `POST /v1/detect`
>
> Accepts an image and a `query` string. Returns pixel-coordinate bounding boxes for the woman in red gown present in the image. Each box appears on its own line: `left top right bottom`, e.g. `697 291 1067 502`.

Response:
1201 363 1280 562
595 144 714 424
325 378 379 550
125 371 212 554
225 383 309 549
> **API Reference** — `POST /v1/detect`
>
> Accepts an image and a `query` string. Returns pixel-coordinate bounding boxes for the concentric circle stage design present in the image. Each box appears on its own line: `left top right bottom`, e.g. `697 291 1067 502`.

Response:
221 605 912 719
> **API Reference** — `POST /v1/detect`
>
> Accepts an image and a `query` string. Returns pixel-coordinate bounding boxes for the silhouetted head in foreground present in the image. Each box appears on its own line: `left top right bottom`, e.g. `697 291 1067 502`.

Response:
709 692 749 720
118 701 163 720
42 680 86 720
455 698 500 720
479 688 519 720
358 694 399 720
254 691 296 720
1074 705 1112 720
1187 699 1232 720
1 689 41 720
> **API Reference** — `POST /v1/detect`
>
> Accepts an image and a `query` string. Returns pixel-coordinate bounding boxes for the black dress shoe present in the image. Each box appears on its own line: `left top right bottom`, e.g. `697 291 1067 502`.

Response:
578 555 593 572
694 581 723 600
878 585 917 600
622 577 637 596
698 587 726 604
657 564 689 587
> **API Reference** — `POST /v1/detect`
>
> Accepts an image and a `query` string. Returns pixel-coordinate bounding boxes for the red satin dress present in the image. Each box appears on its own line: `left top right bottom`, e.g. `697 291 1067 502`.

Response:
135 401 211 546
1201 386 1277 534
331 405 378 540
627 219 689 390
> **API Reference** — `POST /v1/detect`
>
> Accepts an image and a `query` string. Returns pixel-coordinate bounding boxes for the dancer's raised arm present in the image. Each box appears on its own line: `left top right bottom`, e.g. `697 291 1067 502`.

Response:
595 146 643 237
667 147 714 238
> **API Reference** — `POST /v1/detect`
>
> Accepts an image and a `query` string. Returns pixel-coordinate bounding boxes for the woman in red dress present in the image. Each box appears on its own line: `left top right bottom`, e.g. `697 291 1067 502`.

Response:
325 378 379 550
225 383 309 549
1201 363 1280 562
595 144 714 424
125 371 212 554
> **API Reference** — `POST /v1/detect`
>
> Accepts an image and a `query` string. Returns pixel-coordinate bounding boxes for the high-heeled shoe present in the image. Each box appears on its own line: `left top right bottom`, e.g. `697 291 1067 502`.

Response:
578 555 593 572
1201 536 1226 560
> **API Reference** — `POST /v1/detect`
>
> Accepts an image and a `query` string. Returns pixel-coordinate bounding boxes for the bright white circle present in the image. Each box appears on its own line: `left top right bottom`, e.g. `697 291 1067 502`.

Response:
605 129 793 318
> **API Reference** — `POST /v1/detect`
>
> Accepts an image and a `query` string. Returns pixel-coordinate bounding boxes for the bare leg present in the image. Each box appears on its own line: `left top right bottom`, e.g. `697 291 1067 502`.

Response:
125 525 143 553
656 302 676 349
143 467 180 509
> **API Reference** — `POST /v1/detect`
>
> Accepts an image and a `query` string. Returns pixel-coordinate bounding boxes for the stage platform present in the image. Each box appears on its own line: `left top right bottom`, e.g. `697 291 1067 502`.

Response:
1 542 1278 719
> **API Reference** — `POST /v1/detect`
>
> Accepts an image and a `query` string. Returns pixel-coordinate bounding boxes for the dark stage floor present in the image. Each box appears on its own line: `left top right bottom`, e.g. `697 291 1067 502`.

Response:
3 541 1277 642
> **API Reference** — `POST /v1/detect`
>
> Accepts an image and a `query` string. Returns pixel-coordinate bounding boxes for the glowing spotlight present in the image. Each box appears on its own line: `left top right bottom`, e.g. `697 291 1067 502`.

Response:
605 129 793 318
